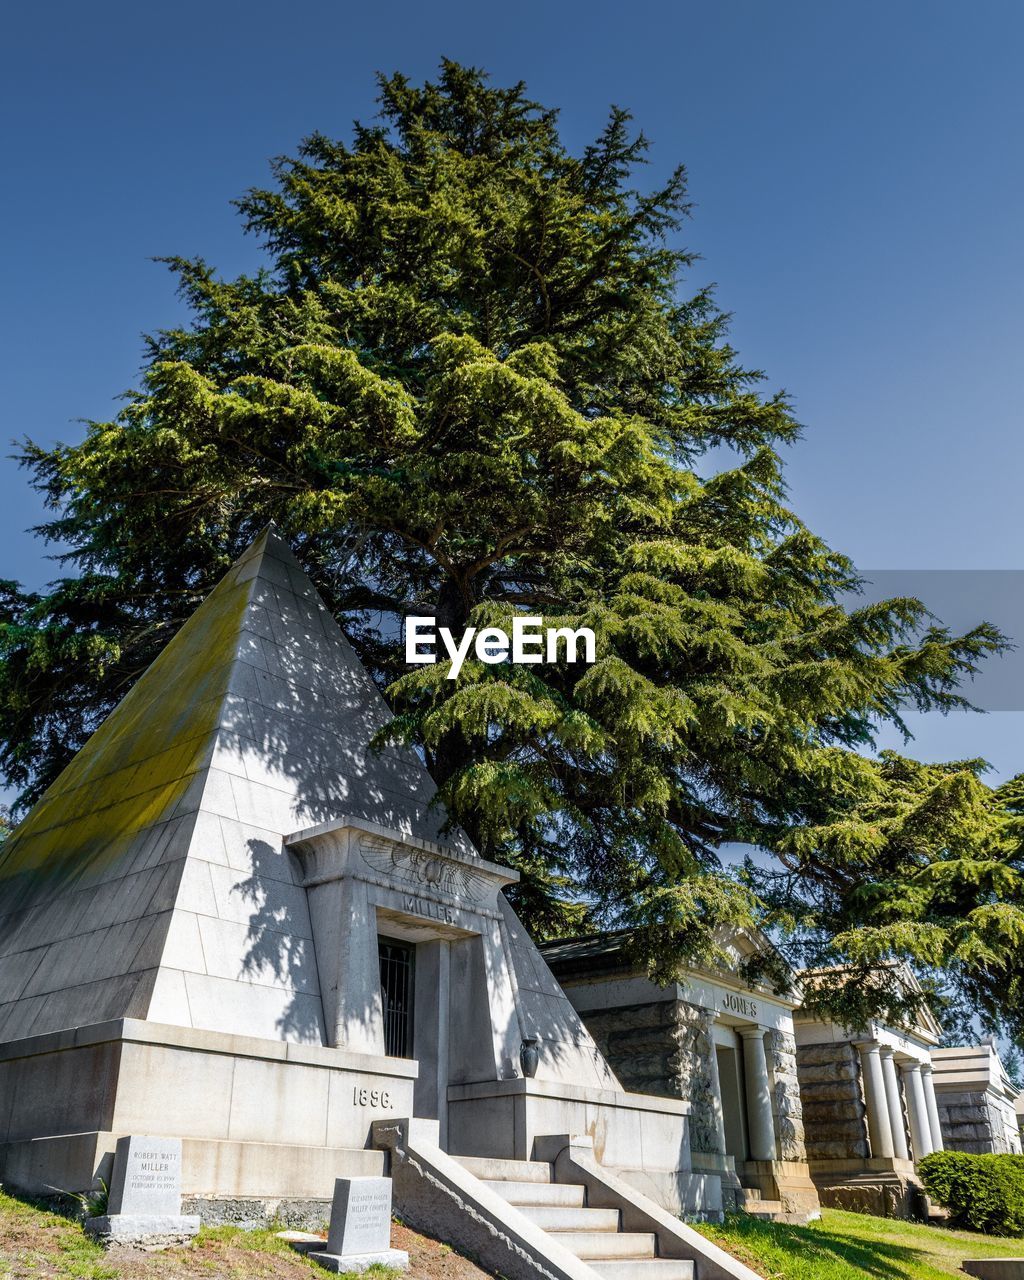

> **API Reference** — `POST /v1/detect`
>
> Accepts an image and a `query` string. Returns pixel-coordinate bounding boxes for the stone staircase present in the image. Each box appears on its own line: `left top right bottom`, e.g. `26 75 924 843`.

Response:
733 1186 783 1220
457 1155 694 1280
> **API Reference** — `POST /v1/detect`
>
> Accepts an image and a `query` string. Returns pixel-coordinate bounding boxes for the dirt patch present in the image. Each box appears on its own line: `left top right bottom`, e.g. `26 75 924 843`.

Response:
392 1220 493 1280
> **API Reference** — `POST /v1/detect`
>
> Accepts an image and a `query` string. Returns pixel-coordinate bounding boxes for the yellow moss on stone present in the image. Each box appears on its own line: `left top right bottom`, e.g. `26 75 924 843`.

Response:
0 539 263 892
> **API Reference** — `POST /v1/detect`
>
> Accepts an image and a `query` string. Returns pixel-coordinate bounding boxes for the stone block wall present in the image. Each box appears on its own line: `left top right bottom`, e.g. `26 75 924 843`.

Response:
767 1028 807 1161
795 1040 869 1161
937 1090 1014 1154
579 999 722 1155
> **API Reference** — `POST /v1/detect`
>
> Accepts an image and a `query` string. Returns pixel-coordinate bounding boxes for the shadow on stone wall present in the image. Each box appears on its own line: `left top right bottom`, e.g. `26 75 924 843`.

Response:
233 837 327 1044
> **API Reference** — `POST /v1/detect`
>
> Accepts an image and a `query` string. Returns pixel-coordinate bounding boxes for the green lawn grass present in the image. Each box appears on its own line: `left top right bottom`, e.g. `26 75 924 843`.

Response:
0 1187 427 1280
695 1207 1024 1279
4 1183 1023 1280
0 1188 335 1278
0 1189 117 1280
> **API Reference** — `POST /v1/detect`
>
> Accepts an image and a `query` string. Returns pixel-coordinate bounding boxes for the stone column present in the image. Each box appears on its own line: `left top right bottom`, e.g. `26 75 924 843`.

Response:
921 1064 945 1153
739 1026 777 1162
413 940 451 1144
901 1061 934 1160
484 918 528 1082
879 1048 910 1160
704 1012 730 1157
289 827 386 1054
857 1042 895 1159
305 874 386 1053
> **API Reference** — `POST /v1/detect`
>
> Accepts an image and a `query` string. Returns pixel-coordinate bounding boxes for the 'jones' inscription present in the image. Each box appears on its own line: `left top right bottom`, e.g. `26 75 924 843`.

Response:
722 992 757 1018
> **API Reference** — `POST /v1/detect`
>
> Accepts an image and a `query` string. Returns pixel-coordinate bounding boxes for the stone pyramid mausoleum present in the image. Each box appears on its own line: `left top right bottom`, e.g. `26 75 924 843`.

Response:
0 527 597 1056
0 529 719 1241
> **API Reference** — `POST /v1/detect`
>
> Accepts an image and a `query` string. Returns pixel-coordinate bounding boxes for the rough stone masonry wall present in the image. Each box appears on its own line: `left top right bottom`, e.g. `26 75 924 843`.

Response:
795 1040 869 1161
579 998 722 1155
767 1028 807 1161
937 1090 1011 1154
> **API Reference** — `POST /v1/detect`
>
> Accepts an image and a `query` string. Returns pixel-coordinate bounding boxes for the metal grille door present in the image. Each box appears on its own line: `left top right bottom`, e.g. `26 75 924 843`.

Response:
378 938 414 1058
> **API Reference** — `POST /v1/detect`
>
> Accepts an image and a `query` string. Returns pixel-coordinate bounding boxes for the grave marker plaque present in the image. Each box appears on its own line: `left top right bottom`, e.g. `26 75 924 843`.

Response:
311 1176 408 1273
327 1177 392 1254
85 1134 199 1247
108 1135 183 1216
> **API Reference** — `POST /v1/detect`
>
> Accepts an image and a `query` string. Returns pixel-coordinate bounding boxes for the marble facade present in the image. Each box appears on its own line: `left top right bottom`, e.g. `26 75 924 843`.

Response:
542 931 820 1222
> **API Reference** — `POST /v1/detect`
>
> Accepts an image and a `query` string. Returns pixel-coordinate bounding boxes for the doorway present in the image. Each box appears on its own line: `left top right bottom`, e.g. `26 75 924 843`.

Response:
373 910 483 1149
378 936 415 1058
716 1041 749 1162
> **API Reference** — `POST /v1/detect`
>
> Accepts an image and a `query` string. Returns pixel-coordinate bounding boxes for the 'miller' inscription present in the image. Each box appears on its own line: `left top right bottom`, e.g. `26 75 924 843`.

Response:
403 894 456 924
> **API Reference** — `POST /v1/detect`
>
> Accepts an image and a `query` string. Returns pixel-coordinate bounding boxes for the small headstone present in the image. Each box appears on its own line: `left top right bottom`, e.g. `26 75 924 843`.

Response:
85 1135 200 1248
108 1136 184 1216
310 1176 408 1274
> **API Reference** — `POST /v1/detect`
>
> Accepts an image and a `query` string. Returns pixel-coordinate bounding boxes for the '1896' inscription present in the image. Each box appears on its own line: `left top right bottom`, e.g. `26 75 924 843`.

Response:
353 1086 394 1108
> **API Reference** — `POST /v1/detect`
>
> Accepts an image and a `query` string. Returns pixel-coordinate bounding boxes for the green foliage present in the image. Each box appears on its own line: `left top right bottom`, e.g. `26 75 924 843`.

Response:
0 1185 354 1276
748 754 1024 1038
1004 1043 1024 1091
1 61 1020 1028
65 1177 109 1220
919 1151 1024 1237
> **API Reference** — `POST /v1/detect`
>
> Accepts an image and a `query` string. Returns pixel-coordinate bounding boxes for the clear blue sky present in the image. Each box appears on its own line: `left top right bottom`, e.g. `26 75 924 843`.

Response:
2 0 1022 778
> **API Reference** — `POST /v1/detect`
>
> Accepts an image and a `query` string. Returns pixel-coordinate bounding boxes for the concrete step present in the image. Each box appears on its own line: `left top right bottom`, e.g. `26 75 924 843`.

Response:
744 1199 783 1218
589 1262 694 1280
482 1179 586 1207
517 1204 620 1232
546 1230 657 1260
454 1156 552 1184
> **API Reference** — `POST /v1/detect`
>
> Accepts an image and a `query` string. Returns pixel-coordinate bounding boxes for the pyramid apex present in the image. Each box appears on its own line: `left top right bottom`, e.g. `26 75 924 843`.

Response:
253 518 284 545
237 520 285 556
259 522 301 559
228 523 307 584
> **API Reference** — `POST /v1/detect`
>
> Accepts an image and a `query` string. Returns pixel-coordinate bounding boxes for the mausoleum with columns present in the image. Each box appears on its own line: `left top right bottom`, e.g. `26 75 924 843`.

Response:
929 1043 1023 1155
794 967 943 1217
541 931 820 1222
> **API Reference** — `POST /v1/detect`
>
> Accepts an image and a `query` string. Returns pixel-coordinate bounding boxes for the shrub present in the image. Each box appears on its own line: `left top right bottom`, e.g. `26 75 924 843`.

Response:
919 1151 1024 1237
